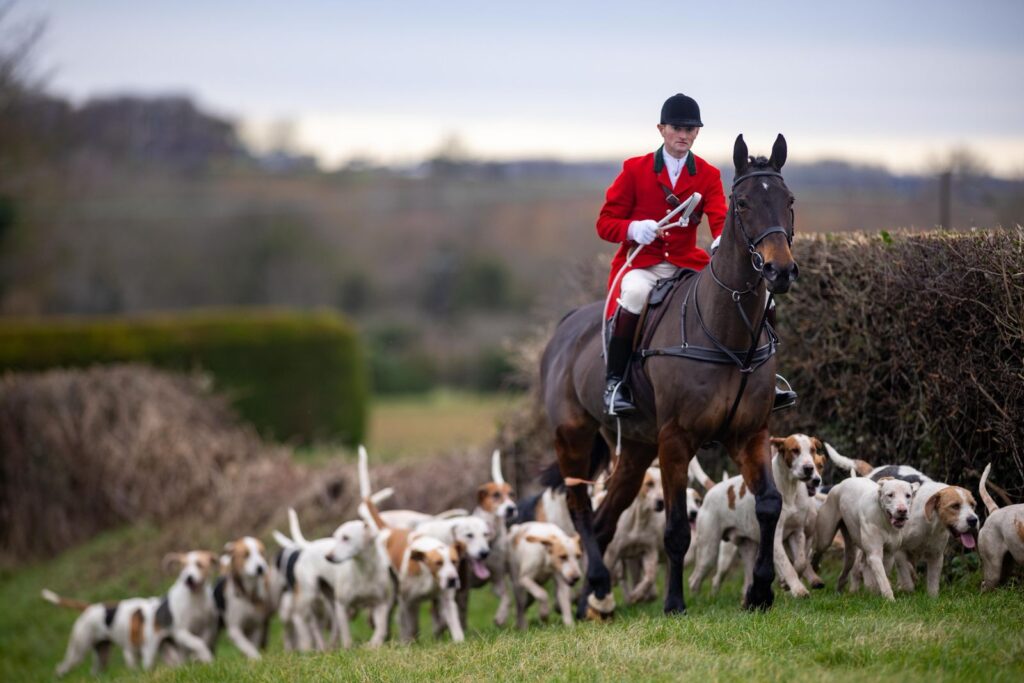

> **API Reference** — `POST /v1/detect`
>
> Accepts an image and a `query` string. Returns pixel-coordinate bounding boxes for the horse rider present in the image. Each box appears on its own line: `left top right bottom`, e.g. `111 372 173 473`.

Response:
596 93 797 416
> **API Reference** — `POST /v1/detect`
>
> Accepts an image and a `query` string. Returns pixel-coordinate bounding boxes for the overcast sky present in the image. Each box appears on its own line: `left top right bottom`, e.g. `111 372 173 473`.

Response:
24 0 1024 175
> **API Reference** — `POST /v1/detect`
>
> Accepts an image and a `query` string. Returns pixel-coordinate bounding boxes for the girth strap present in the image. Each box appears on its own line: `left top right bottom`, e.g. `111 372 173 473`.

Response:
638 342 775 366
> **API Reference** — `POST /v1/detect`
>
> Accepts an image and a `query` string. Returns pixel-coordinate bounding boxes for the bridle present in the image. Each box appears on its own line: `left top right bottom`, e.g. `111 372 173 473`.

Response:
712 168 794 285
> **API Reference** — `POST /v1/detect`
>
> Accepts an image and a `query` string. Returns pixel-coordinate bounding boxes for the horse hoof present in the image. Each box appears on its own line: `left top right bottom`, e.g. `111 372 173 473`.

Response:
811 580 826 590
585 593 616 622
744 584 775 611
663 598 687 616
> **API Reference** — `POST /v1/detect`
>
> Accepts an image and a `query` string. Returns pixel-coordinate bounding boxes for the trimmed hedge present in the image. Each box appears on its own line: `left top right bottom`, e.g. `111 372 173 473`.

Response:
773 228 1024 499
0 309 368 445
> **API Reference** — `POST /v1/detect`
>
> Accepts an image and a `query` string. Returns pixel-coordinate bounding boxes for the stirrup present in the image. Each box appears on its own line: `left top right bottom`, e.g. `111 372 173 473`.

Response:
604 379 636 416
772 374 797 412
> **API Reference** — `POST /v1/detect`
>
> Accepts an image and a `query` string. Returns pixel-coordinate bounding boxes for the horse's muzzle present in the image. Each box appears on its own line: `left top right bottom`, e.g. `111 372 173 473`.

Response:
763 260 799 293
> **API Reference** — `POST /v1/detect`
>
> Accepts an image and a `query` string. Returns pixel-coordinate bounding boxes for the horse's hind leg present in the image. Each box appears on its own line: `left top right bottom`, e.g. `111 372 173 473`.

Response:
658 423 696 615
733 427 781 611
554 420 612 619
590 435 656 611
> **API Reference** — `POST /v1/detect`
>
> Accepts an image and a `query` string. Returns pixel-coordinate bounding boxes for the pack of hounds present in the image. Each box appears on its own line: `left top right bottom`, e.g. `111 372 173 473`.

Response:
43 438 1024 676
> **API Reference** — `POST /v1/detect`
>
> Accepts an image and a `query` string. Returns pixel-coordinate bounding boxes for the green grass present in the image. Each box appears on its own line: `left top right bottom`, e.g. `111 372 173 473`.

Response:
367 390 520 461
293 390 519 465
2 526 1021 682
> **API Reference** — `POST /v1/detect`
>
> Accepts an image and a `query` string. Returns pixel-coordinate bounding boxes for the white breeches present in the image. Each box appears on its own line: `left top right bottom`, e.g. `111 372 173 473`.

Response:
618 262 680 314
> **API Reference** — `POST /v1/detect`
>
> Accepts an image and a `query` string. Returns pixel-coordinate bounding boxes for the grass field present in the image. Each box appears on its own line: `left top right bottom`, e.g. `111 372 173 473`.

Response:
293 391 519 465
366 391 519 460
2 523 1021 683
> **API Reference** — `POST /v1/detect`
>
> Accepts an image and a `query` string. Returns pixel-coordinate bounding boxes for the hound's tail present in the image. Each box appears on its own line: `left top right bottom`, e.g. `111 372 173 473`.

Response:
358 445 373 499
272 530 296 549
360 493 389 533
288 508 310 547
824 443 873 477
538 435 612 491
491 449 506 485
41 589 90 612
688 456 716 492
979 463 999 515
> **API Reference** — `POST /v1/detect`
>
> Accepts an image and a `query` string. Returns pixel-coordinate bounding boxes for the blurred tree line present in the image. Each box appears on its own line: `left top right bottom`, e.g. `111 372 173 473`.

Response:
0 6 537 393
2 4 1022 396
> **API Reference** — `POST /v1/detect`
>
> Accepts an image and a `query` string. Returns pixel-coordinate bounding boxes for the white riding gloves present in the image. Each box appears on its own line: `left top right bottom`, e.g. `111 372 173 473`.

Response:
709 234 721 255
627 219 659 245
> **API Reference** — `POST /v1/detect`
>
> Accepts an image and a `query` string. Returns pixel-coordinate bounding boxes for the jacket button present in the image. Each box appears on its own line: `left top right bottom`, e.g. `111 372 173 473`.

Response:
664 252 669 257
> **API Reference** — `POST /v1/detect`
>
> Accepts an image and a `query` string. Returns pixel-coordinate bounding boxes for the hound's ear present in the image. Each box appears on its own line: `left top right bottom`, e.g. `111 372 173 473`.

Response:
223 541 236 554
910 482 921 495
770 437 786 456
409 550 427 563
812 438 823 453
769 133 787 171
733 134 749 176
924 492 941 521
476 485 490 506
525 534 554 548
453 540 467 558
162 553 183 572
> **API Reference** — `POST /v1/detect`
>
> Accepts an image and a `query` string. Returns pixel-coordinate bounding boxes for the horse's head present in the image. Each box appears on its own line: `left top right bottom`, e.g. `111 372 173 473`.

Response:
730 134 798 294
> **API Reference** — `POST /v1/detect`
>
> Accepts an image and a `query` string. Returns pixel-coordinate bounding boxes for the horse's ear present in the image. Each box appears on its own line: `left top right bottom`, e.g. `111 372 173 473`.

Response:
769 134 787 171
733 134 749 176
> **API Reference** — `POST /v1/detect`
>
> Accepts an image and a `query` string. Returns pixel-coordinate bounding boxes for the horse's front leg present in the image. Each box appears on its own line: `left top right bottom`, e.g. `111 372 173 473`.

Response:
734 427 781 611
658 422 695 615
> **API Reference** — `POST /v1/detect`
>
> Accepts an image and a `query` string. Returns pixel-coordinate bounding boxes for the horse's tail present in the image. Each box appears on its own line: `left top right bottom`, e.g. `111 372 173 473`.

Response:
538 434 611 491
979 462 999 515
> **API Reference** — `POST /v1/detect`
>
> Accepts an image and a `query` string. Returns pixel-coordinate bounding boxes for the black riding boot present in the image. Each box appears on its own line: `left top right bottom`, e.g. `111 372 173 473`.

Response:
604 310 640 416
767 305 798 411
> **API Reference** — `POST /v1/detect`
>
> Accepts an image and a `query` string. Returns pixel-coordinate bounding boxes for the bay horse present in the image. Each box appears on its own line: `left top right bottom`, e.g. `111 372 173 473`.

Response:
540 134 797 616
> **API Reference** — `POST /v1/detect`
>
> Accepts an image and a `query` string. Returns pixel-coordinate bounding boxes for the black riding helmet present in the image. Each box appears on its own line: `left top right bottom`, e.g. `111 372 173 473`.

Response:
661 93 703 127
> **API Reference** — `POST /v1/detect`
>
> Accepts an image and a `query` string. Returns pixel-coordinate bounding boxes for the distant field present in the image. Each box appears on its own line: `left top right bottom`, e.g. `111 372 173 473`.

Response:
366 390 521 460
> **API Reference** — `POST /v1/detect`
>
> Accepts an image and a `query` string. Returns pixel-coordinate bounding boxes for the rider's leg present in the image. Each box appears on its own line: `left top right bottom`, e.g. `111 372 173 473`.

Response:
605 308 640 415
766 300 797 410
605 264 677 416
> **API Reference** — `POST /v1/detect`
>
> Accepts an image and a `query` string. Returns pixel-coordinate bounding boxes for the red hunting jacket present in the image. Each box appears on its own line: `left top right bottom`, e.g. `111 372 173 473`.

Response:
597 146 727 317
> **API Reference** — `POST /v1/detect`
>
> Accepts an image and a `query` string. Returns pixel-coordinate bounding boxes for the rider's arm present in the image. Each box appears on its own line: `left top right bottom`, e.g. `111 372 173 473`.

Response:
702 167 727 241
596 162 636 244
